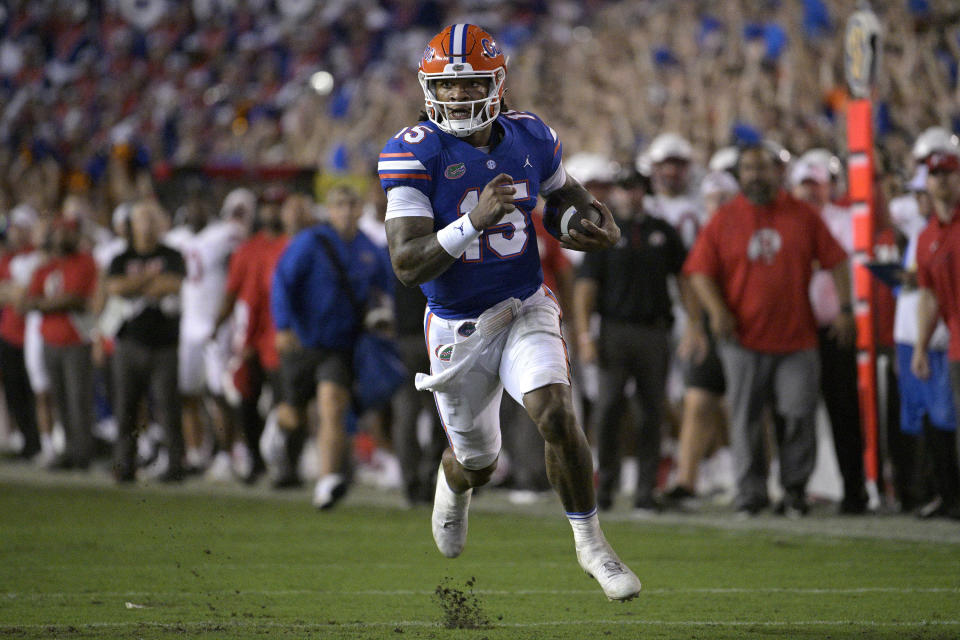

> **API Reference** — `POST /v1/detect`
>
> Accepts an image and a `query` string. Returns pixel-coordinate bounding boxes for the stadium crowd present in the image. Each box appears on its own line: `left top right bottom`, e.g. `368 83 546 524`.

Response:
0 0 960 519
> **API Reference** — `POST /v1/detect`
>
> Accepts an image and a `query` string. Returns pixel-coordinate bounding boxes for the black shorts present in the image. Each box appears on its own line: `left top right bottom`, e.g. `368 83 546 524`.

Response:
278 347 352 408
684 330 726 395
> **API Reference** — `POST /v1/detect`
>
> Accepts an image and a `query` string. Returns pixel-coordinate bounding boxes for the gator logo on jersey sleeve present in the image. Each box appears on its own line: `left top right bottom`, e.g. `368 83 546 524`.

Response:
444 163 466 179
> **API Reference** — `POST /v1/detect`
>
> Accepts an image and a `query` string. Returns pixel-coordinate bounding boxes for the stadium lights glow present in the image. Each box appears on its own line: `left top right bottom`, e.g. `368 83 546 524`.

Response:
310 71 334 96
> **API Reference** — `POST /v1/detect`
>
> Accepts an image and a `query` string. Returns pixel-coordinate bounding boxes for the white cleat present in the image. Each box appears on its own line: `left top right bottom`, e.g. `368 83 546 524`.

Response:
577 540 642 601
312 473 347 510
431 463 471 558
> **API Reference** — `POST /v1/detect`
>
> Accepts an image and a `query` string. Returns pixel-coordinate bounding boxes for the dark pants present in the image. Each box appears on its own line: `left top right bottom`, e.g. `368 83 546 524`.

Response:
593 320 671 503
944 361 960 508
818 327 867 506
391 334 446 501
43 342 94 467
0 338 39 456
112 339 182 476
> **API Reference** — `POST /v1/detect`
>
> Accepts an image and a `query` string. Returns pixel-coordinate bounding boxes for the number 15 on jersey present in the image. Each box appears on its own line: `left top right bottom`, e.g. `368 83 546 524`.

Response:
457 181 531 262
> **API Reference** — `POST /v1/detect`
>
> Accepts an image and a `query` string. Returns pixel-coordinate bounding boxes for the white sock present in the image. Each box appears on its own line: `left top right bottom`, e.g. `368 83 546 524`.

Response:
40 433 54 455
567 507 603 549
441 469 472 501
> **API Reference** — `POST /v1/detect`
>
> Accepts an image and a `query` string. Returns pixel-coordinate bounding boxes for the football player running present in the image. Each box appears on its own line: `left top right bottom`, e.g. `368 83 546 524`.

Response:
380 24 640 601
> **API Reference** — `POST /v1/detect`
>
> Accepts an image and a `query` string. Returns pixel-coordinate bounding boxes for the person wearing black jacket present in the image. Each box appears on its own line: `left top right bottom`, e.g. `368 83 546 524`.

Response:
106 200 186 482
573 170 692 512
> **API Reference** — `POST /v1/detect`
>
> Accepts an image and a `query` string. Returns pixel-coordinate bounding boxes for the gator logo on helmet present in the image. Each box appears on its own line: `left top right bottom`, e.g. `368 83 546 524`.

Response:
436 345 454 362
480 38 502 58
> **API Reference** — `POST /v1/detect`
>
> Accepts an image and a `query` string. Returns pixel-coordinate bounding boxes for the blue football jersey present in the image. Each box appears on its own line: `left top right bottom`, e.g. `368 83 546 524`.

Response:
380 111 563 319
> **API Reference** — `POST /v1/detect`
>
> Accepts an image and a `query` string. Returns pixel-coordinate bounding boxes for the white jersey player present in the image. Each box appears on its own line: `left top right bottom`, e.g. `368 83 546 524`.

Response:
641 133 704 249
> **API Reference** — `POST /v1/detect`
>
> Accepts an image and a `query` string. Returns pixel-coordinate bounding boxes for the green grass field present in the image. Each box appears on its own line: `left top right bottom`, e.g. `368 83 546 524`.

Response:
1 467 959 639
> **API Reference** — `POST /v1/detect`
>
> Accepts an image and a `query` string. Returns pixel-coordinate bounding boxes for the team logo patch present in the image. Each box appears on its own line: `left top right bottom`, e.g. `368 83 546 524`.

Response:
486 159 497 170
436 345 454 362
422 46 435 64
457 322 476 337
747 228 783 264
445 162 466 179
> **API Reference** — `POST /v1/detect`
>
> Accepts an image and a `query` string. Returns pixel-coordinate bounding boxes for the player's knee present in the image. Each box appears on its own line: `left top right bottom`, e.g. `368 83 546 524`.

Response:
534 401 575 444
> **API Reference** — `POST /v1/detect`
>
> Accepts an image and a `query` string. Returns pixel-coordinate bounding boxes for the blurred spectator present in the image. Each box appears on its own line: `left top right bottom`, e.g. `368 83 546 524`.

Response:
165 182 250 479
106 200 186 482
666 170 739 505
0 1 956 197
0 204 41 459
910 138 960 520
215 187 297 484
890 175 960 518
573 160 689 513
21 217 98 470
270 185 393 510
684 143 853 516
11 218 57 465
791 157 869 514
643 133 702 248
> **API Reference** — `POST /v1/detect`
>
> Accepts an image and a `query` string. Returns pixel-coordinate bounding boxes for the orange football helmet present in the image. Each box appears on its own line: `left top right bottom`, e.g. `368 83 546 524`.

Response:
418 24 507 137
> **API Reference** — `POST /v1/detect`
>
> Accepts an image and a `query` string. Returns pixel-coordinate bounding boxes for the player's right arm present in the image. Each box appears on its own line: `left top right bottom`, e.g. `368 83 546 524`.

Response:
386 173 517 286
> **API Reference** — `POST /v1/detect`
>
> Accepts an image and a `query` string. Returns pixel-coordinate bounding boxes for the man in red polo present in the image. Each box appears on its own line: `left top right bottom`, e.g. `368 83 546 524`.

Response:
21 217 98 470
911 138 960 520
684 143 853 516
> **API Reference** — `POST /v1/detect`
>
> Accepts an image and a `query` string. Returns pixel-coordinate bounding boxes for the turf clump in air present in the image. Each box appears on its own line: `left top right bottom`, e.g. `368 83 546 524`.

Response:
433 576 491 629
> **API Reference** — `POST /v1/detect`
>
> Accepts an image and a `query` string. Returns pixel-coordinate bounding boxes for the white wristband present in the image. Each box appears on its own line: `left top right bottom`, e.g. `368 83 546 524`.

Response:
436 213 482 258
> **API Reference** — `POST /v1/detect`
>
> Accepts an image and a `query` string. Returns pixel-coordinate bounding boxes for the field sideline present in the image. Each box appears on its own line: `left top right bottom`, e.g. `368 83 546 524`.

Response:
1 464 959 639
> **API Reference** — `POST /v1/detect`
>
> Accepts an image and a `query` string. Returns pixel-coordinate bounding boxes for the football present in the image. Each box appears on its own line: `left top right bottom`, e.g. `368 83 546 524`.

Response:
542 202 603 241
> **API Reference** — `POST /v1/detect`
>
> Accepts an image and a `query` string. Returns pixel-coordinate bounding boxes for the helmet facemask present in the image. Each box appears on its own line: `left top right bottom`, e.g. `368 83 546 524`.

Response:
419 67 505 138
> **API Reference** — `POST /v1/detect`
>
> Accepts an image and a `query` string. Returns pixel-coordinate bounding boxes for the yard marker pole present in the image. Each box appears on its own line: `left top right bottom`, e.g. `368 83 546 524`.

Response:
844 4 882 504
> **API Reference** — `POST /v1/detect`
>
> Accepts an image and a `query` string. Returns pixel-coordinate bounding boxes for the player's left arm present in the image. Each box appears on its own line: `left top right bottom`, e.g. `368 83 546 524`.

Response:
544 175 620 251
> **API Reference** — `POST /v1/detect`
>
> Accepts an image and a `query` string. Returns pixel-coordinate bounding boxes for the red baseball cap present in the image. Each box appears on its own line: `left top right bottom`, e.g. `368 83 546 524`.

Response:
925 151 960 173
52 217 80 231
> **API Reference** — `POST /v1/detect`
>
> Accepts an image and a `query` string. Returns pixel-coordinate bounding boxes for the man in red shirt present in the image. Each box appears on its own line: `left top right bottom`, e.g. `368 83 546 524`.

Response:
684 143 853 516
911 141 960 519
21 218 98 470
214 187 309 485
0 205 40 459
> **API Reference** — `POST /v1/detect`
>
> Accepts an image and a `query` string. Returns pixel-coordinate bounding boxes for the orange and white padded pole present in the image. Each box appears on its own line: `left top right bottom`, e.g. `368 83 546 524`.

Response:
844 4 882 499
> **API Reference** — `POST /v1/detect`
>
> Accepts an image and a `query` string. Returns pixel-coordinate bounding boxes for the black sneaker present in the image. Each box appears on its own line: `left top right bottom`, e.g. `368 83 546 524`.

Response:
632 495 663 517
113 464 136 484
663 485 696 501
662 485 698 510
735 496 769 518
156 467 185 483
838 495 869 515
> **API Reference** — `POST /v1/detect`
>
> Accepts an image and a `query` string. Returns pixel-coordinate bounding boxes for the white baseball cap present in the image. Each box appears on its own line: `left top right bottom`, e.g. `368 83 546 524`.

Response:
646 132 693 164
789 160 830 187
9 203 38 229
700 171 739 197
564 153 619 185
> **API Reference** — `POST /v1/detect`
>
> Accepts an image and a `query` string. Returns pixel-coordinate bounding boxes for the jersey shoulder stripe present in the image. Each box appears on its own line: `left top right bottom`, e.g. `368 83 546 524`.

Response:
379 124 444 193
